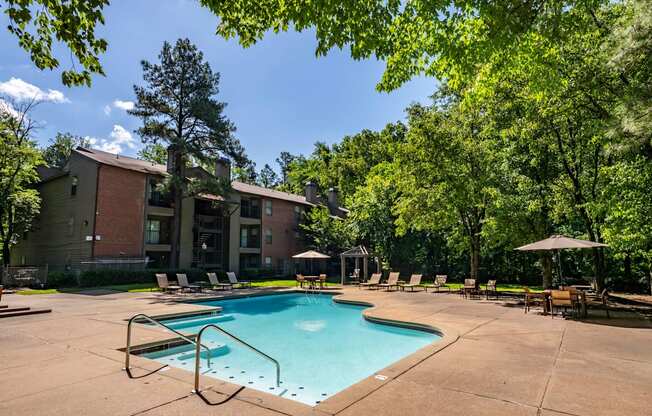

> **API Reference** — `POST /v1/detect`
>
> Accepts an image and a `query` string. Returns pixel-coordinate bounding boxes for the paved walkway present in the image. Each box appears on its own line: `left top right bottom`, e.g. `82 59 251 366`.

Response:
1 288 650 415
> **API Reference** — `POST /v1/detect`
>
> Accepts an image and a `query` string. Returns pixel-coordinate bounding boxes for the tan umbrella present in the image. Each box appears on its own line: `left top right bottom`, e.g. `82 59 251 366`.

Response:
515 235 608 286
515 235 607 251
292 250 330 275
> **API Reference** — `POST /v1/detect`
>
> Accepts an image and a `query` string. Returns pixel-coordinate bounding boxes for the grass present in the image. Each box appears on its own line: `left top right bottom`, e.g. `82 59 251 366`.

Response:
16 279 542 295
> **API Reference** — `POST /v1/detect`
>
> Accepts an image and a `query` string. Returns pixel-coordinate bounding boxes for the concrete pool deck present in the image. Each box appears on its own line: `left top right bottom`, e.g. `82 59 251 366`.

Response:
1 287 651 415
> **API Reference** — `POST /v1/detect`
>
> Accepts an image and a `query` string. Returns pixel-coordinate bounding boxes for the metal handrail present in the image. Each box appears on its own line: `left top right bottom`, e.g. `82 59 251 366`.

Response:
124 313 213 377
194 324 280 395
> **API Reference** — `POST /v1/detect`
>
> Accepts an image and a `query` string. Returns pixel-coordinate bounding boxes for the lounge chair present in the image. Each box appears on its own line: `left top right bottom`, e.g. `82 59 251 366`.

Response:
424 275 449 293
227 272 252 288
485 279 497 299
207 272 233 291
377 272 400 291
399 274 424 291
156 273 181 293
359 273 381 289
462 278 477 298
177 273 201 292
523 287 544 313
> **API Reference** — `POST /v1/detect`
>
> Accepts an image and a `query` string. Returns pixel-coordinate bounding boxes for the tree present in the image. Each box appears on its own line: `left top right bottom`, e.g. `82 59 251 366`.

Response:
0 100 44 265
258 163 279 188
275 151 296 185
203 1 613 91
137 143 167 164
394 101 501 281
299 206 354 257
42 132 92 168
232 160 257 184
130 38 243 268
3 0 109 86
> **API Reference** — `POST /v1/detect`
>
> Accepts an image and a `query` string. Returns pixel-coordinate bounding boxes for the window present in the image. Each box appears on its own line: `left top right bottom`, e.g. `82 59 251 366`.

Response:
265 228 272 244
240 197 261 218
146 219 161 244
264 256 272 267
265 200 273 216
240 225 261 248
70 176 78 196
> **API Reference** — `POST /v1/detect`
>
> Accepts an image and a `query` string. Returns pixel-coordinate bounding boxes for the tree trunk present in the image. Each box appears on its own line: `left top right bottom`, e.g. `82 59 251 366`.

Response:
2 240 10 267
592 246 606 292
469 233 481 280
169 149 184 269
541 252 553 289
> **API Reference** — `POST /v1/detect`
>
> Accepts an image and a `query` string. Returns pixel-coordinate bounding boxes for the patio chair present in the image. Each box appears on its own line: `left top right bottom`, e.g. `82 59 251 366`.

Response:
377 272 401 291
485 279 497 299
359 273 381 289
207 272 233 291
549 290 577 318
176 274 201 292
315 274 327 289
156 273 181 293
586 288 611 319
424 275 449 293
523 287 545 313
462 279 478 299
399 274 424 291
227 272 252 288
296 274 307 288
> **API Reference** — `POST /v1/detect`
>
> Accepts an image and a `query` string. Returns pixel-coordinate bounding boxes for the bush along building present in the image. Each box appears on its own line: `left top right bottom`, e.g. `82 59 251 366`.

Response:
12 147 346 276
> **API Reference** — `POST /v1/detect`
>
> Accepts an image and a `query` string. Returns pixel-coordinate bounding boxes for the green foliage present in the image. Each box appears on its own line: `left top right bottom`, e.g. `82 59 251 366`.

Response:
299 206 354 257
3 0 109 87
0 101 44 265
42 132 92 168
137 143 167 164
258 163 279 188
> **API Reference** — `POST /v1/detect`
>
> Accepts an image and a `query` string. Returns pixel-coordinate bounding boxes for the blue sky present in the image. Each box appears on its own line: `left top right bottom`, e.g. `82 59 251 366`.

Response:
0 0 435 171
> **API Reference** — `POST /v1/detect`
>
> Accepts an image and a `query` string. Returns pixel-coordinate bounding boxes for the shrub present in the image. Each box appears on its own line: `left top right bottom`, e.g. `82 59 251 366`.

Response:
46 271 78 288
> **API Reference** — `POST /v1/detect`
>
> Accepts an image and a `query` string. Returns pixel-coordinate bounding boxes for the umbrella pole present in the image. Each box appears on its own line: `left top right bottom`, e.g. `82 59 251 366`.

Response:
556 249 564 288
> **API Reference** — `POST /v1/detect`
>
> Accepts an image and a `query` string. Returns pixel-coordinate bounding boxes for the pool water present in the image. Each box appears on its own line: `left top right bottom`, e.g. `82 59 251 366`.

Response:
143 293 439 405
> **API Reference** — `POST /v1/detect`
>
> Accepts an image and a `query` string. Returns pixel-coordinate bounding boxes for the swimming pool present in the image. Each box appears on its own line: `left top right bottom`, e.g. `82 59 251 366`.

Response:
143 293 440 405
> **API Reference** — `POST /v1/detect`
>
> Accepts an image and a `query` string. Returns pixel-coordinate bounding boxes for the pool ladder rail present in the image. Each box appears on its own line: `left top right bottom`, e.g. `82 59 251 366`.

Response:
124 313 213 379
124 313 282 406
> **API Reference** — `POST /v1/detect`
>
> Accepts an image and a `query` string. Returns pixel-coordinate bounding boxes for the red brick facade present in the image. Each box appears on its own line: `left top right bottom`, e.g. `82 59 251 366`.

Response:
260 198 305 268
93 165 146 257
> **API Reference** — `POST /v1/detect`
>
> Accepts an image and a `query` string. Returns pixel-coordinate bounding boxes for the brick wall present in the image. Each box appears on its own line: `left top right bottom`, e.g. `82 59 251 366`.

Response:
94 165 146 257
260 198 305 268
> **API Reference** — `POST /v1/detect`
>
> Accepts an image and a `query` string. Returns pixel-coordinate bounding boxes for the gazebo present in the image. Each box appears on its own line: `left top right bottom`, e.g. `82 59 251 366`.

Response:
340 246 378 285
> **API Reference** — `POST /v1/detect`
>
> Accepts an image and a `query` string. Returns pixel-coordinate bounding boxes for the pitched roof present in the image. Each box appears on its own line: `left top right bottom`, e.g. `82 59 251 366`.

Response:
74 147 166 175
72 147 315 206
232 181 313 206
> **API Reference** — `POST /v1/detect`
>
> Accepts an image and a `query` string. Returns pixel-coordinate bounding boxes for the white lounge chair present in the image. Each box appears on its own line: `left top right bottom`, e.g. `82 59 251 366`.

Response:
227 272 251 288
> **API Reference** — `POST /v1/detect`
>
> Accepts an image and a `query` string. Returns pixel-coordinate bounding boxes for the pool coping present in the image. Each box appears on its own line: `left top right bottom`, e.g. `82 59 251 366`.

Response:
123 289 460 414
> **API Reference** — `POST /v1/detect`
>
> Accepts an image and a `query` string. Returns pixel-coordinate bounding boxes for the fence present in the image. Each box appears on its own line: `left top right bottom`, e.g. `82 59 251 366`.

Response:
2 265 49 288
80 257 149 271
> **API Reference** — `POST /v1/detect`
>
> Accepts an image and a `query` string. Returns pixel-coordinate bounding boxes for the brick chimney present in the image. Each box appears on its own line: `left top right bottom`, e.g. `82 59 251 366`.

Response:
215 157 231 180
305 181 318 204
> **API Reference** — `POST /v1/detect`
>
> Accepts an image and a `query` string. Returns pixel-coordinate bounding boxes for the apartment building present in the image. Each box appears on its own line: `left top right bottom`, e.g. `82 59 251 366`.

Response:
12 147 345 274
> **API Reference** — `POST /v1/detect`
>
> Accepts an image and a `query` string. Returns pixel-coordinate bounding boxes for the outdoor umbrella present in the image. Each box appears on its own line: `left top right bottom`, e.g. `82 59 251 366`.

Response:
515 235 608 286
292 250 330 275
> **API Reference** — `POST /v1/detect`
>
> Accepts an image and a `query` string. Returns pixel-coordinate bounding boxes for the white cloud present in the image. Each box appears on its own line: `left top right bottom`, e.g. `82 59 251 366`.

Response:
0 99 21 120
103 105 112 116
112 100 134 111
0 77 69 103
88 125 137 154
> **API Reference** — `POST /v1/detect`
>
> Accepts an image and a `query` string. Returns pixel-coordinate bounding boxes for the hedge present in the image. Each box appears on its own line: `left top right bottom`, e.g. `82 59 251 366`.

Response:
46 269 227 288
